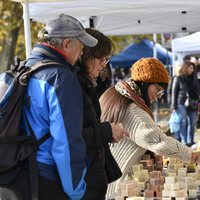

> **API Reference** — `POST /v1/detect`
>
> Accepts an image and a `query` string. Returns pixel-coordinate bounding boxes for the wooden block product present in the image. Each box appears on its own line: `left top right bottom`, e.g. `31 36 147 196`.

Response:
151 171 161 178
171 182 180 190
169 158 177 164
145 190 154 198
188 183 196 190
162 190 171 197
156 191 162 197
140 169 148 176
118 182 125 189
115 196 125 200
165 176 175 184
176 189 188 197
132 164 142 172
143 154 150 160
124 183 134 190
134 171 142 177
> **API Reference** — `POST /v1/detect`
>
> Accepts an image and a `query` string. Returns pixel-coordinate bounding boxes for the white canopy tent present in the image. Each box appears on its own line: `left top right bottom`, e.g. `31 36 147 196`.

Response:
172 32 200 66
10 0 200 123
11 0 200 59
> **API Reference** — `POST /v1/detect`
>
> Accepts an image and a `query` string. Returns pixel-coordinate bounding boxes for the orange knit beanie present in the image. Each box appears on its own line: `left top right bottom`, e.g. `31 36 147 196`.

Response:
131 57 170 84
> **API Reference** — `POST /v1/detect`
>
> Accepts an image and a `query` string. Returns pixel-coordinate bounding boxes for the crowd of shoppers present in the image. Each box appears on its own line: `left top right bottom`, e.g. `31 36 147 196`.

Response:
1 13 200 200
171 60 199 147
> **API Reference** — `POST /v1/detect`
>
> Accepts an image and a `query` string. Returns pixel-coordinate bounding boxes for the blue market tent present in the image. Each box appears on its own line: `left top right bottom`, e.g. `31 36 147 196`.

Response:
109 38 173 68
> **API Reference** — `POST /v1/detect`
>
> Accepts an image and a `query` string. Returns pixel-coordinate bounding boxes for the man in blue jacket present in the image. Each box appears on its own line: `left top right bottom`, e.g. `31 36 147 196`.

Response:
0 14 97 200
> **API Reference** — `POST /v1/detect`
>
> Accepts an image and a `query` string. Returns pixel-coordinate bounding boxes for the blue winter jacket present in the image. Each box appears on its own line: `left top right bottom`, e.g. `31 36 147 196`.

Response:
20 44 88 200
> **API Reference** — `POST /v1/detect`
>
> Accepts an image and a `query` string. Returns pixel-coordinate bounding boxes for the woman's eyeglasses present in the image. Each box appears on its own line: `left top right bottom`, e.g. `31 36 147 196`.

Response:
101 69 109 73
154 84 164 96
96 56 109 66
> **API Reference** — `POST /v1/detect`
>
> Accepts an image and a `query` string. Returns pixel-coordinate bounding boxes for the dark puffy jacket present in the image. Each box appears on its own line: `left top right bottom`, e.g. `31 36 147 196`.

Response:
171 75 199 110
77 71 113 199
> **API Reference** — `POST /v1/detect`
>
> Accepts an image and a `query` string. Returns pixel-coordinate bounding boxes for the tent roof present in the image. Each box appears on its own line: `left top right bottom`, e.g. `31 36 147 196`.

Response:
109 38 172 68
172 32 200 53
13 0 200 35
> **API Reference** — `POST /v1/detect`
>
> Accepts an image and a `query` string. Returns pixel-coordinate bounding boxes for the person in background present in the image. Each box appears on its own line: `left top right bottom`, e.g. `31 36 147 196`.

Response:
171 60 199 147
191 56 200 128
99 57 200 198
114 65 123 84
96 62 112 99
76 28 129 200
0 14 98 200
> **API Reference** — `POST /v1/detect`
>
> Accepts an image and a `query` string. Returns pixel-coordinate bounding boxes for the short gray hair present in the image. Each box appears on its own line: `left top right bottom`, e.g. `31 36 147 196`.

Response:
38 28 79 49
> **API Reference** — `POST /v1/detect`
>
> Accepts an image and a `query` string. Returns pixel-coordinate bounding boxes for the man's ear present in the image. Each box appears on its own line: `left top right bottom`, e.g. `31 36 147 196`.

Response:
61 38 71 53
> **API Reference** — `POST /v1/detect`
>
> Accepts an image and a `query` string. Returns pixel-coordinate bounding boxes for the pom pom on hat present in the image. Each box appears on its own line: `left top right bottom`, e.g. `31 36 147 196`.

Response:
131 57 170 84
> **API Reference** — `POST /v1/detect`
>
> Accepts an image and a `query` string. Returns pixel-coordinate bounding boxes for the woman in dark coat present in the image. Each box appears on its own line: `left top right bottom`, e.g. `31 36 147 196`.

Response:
76 28 129 200
171 60 199 147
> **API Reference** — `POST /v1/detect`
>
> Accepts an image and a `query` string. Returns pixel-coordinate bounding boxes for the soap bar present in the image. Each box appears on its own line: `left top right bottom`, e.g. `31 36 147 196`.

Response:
164 183 171 190
115 196 125 200
169 158 177 164
151 171 161 178
140 169 148 176
189 189 197 197
132 164 143 171
145 190 154 198
162 190 170 197
143 154 150 160
165 176 175 184
171 182 180 190
124 183 134 190
188 183 196 190
176 189 188 197
134 171 141 177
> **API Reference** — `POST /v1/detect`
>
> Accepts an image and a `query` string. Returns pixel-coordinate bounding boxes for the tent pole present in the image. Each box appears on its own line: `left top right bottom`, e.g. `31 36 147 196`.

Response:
153 33 158 123
22 0 32 59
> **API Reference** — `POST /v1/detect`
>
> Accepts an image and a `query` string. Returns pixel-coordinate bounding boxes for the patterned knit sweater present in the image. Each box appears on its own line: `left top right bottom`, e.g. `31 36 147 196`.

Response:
106 103 193 198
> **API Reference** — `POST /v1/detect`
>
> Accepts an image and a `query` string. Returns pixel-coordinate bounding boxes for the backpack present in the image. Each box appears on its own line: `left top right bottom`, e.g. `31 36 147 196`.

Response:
0 56 68 200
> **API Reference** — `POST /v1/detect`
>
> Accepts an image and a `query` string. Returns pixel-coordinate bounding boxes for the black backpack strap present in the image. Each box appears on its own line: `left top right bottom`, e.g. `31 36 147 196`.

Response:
24 112 51 200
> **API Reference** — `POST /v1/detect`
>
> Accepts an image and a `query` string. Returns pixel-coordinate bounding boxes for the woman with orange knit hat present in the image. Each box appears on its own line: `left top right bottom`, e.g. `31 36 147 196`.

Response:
99 57 200 198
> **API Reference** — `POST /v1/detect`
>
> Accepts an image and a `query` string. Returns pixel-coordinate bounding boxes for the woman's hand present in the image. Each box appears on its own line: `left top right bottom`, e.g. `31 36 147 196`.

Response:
191 151 200 164
110 123 130 143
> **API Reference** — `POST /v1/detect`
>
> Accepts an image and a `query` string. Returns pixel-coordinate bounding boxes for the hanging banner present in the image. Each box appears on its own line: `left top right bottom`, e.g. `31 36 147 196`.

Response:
161 33 172 49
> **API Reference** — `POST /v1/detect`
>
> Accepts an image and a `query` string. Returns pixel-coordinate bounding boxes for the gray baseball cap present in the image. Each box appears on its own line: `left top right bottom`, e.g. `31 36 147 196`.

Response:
44 14 98 47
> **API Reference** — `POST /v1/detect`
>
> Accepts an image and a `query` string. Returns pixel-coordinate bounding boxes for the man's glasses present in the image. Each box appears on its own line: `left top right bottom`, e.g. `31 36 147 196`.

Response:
154 84 164 96
96 56 109 66
101 69 109 73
